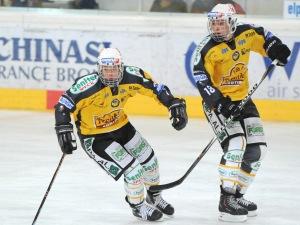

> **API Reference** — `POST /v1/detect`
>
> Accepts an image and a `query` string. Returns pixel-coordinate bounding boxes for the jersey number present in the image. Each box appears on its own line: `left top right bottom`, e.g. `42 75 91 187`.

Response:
204 86 216 96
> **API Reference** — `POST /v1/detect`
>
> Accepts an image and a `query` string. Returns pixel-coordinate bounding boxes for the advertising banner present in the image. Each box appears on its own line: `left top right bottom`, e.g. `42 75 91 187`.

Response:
0 9 299 122
283 0 300 19
0 27 299 101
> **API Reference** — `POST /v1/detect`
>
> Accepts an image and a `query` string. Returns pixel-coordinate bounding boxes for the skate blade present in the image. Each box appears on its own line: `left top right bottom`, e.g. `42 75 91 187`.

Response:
135 215 164 222
219 212 247 222
247 210 257 217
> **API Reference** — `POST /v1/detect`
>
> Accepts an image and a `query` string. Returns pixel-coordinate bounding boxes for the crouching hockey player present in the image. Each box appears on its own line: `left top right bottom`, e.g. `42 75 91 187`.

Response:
192 3 290 222
54 48 188 221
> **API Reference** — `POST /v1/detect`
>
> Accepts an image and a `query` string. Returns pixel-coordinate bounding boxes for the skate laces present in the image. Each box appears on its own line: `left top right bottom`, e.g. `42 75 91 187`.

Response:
227 195 243 210
139 203 156 219
237 197 253 206
153 194 169 209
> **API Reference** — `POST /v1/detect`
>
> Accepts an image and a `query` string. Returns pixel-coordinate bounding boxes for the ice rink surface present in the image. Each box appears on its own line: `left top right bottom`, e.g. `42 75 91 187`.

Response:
0 110 299 225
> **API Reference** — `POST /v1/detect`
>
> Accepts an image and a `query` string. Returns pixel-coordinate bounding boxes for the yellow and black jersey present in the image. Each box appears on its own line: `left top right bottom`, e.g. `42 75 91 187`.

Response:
55 65 175 135
193 23 275 108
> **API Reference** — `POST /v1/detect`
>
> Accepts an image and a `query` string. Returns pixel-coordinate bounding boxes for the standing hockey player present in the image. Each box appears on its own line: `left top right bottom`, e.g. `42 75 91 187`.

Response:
193 4 290 222
54 48 187 221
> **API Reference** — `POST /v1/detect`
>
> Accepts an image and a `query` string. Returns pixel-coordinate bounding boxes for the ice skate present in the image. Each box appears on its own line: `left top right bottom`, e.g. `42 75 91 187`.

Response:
146 190 175 216
236 196 257 217
126 197 163 221
219 191 248 222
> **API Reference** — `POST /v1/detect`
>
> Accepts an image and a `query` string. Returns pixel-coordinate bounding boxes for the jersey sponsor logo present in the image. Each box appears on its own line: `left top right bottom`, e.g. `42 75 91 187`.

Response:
105 143 133 168
108 165 121 177
193 73 208 83
100 57 120 66
265 30 274 40
126 66 149 83
238 39 246 46
111 98 120 107
193 37 210 65
143 157 158 172
222 48 229 54
193 48 201 65
241 48 250 55
221 63 247 86
265 39 277 53
224 149 244 163
70 74 98 94
250 161 261 172
129 85 140 91
119 88 126 94
203 103 228 142
246 124 264 136
83 137 122 178
131 139 147 158
154 83 165 93
58 96 74 109
232 51 240 61
93 109 121 128
126 167 144 182
245 31 255 38
110 147 128 162
218 167 227 176
126 66 142 77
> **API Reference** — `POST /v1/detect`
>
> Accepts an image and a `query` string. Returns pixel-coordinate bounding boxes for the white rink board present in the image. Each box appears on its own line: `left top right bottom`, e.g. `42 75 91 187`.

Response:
0 9 299 100
0 110 300 225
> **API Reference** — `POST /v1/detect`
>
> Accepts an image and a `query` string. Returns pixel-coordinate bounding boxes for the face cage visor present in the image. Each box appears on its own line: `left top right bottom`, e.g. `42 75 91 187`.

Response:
98 63 124 87
207 12 237 42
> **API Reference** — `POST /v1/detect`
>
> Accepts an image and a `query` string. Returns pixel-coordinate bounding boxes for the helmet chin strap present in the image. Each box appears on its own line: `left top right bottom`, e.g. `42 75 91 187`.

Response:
224 33 234 42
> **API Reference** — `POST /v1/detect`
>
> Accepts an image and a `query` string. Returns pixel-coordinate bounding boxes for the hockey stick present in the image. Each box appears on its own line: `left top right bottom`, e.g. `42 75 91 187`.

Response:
31 153 66 225
149 59 278 192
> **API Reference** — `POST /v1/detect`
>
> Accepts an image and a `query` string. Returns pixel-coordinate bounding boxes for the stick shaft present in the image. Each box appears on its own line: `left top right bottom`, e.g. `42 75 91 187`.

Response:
31 153 66 225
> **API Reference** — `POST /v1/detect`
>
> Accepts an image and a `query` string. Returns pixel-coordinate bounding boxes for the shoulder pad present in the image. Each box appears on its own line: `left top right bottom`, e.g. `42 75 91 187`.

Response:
236 22 246 27
194 36 211 65
125 66 143 78
237 22 261 30
70 73 99 94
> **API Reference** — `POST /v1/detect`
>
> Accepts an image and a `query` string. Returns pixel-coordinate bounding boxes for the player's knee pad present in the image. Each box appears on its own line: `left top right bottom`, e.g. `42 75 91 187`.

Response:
242 144 267 173
124 131 154 164
141 155 160 188
124 160 145 204
219 136 246 191
222 135 246 164
238 144 267 193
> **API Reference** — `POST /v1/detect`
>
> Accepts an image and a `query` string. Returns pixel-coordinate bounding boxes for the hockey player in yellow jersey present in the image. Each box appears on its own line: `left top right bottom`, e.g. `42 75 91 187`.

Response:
193 4 290 222
54 48 188 221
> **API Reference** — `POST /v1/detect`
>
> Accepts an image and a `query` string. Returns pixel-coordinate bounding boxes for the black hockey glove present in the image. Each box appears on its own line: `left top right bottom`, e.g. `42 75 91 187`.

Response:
169 98 188 131
264 37 291 66
55 123 77 154
215 97 241 120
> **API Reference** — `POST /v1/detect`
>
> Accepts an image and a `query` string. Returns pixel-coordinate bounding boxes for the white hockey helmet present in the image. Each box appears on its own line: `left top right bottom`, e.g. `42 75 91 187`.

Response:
97 48 124 87
207 4 237 42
